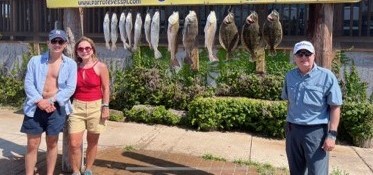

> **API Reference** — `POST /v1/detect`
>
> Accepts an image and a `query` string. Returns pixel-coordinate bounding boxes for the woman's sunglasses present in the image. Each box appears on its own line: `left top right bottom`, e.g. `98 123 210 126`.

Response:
50 39 66 45
77 47 92 52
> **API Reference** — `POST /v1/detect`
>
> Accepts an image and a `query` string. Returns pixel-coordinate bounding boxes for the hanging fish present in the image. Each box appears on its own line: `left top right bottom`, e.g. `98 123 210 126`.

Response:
219 11 239 60
241 11 264 61
103 12 111 50
151 10 162 59
125 11 133 49
144 11 152 49
182 10 198 65
110 12 118 51
204 11 218 62
167 11 180 67
119 12 130 50
262 9 283 56
132 12 143 52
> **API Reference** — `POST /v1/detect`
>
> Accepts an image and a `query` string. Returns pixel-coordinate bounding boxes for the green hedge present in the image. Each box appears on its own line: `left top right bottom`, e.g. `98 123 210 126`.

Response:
125 105 181 126
188 97 287 138
187 97 373 147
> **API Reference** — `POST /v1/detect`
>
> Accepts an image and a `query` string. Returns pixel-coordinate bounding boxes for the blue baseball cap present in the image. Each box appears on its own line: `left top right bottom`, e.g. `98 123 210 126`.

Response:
49 29 67 41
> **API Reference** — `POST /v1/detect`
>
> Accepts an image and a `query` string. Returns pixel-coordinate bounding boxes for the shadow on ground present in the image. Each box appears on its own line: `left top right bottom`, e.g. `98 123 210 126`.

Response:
2 146 256 175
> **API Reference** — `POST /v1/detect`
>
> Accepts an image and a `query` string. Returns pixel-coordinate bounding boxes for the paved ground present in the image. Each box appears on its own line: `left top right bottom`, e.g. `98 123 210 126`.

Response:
1 107 373 175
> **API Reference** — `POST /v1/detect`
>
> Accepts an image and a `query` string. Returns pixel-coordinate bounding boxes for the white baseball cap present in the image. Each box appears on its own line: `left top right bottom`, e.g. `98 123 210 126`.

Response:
293 41 315 54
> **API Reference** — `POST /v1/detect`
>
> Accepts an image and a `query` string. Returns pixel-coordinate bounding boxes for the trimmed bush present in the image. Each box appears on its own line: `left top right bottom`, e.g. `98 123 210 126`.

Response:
125 105 181 126
188 97 287 138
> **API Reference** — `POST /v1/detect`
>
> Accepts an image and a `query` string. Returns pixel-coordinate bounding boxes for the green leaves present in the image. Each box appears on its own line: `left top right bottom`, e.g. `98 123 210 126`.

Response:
125 105 181 126
341 102 373 147
188 97 287 138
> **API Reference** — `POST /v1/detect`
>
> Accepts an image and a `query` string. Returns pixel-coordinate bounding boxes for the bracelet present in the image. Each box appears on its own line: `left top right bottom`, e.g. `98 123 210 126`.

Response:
101 103 109 108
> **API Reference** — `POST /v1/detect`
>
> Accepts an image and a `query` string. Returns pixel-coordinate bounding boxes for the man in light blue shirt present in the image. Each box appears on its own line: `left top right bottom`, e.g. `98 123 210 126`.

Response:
20 29 77 175
281 41 342 175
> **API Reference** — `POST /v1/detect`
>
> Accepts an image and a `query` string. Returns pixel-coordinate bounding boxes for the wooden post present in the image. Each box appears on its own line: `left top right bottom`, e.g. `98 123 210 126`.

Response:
32 0 40 55
62 8 83 173
255 48 266 74
256 5 267 74
191 47 199 71
310 4 334 69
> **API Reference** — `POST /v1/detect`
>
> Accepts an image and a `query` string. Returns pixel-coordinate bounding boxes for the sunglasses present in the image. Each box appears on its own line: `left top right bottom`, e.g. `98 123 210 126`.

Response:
77 47 92 52
50 39 66 45
296 51 313 57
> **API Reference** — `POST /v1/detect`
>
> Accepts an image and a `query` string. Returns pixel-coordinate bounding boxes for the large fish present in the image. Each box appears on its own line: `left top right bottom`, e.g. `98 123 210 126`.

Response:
167 11 180 67
151 10 162 59
241 11 264 61
119 12 130 49
110 12 118 51
103 12 111 50
125 11 133 49
182 10 198 65
144 12 152 49
204 11 218 62
132 12 143 52
219 12 239 60
262 9 283 56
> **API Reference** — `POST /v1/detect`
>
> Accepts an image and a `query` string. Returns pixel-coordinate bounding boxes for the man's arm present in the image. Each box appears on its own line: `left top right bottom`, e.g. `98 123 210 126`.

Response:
24 57 43 104
322 105 341 151
329 105 341 131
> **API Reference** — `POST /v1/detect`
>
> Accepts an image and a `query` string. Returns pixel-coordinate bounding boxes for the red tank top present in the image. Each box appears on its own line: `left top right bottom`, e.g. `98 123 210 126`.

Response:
74 61 102 101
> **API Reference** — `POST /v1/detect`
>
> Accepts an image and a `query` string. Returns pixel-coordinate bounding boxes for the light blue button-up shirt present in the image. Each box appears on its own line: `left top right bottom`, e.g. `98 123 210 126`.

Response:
281 64 343 125
23 52 77 117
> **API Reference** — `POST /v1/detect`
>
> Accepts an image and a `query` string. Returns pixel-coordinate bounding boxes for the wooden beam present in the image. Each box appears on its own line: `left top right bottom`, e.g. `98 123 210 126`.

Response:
32 0 40 55
311 4 334 69
62 8 83 173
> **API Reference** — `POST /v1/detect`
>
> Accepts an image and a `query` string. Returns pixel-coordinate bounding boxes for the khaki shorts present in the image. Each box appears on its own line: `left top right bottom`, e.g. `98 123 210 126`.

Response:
68 99 106 134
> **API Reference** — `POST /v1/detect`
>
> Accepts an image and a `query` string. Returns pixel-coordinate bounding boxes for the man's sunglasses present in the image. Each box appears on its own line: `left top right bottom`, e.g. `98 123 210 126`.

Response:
77 47 92 52
50 39 66 45
296 51 313 57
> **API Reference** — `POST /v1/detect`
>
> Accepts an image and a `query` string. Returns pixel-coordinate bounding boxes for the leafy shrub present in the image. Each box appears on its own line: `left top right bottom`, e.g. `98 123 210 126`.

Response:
341 62 368 102
109 109 125 122
340 102 373 147
188 97 373 146
125 105 181 125
0 76 25 106
110 67 212 111
188 97 287 138
216 74 284 100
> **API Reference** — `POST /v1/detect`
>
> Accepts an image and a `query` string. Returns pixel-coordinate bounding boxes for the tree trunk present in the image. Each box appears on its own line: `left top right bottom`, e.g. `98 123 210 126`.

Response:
310 4 334 69
62 8 83 173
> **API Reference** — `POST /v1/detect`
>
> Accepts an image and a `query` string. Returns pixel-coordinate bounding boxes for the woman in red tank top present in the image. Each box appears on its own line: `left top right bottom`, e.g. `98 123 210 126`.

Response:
68 36 110 175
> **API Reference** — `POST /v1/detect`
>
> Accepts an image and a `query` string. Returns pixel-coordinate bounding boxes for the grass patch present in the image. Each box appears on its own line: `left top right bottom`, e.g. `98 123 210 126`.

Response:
201 153 227 162
234 159 289 175
123 145 136 152
331 167 350 175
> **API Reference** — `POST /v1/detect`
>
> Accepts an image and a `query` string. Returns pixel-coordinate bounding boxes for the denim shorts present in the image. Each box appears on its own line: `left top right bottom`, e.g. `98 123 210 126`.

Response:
20 103 67 136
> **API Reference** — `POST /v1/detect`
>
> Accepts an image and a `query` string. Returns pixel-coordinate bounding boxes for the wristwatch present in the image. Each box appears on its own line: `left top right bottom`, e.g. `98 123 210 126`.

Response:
327 130 338 140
